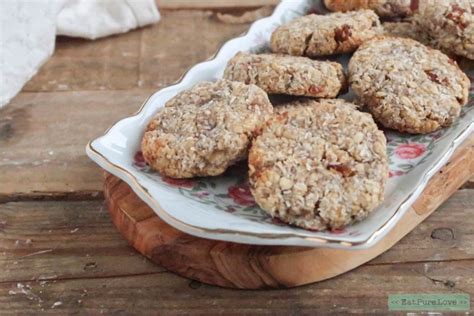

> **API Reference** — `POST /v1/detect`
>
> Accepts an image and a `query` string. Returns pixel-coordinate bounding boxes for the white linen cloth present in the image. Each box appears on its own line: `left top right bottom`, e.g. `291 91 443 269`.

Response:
0 0 160 108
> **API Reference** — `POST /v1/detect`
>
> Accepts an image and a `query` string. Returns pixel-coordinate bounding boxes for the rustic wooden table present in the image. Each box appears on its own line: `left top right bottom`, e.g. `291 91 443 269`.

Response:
1 2 473 314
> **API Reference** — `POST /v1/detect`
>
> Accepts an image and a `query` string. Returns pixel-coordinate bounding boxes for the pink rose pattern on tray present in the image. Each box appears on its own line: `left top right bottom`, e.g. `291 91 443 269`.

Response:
395 143 426 159
386 131 440 175
133 151 147 169
161 176 196 189
228 184 256 206
388 170 404 178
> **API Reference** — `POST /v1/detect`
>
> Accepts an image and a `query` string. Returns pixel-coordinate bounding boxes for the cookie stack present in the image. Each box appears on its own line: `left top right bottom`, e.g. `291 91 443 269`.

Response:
141 2 470 232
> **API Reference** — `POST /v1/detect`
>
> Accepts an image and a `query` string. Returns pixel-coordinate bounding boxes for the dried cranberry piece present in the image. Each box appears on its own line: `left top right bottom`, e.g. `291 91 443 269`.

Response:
328 164 356 177
308 85 324 95
425 70 449 85
334 24 352 43
446 5 468 29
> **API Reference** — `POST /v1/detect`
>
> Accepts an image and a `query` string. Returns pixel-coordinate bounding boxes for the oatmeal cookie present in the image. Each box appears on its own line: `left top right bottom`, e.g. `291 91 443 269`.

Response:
383 22 436 46
270 10 382 57
142 79 273 178
413 0 474 60
249 99 388 231
349 36 470 134
324 0 417 17
383 21 462 56
223 52 347 98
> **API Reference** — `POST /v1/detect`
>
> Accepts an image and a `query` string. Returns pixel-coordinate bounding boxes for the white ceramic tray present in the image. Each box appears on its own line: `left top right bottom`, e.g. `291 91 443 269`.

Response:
87 0 473 249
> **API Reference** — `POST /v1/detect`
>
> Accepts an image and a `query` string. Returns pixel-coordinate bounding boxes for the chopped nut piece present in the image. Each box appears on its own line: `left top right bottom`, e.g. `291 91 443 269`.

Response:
279 178 294 190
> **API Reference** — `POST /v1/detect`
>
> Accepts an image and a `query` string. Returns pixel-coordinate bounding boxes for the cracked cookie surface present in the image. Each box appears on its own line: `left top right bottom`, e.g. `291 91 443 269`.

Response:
249 99 388 231
223 52 347 98
349 36 470 134
142 79 273 178
270 10 382 57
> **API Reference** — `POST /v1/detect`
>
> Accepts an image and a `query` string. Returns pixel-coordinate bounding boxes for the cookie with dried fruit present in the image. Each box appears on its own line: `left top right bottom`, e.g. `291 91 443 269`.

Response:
270 10 382 57
349 36 470 134
224 52 347 98
142 79 273 178
249 98 388 231
413 0 474 59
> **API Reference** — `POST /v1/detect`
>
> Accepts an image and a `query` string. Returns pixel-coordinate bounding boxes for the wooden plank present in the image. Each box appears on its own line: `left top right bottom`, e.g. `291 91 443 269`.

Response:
137 10 249 90
371 188 474 264
23 10 249 93
0 190 472 284
0 90 154 201
1 261 472 314
156 0 279 9
23 31 141 92
0 201 165 284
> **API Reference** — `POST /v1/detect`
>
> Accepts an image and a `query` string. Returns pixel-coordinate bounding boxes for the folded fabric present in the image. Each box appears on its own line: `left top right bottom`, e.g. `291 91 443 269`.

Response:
57 0 160 39
0 0 160 108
